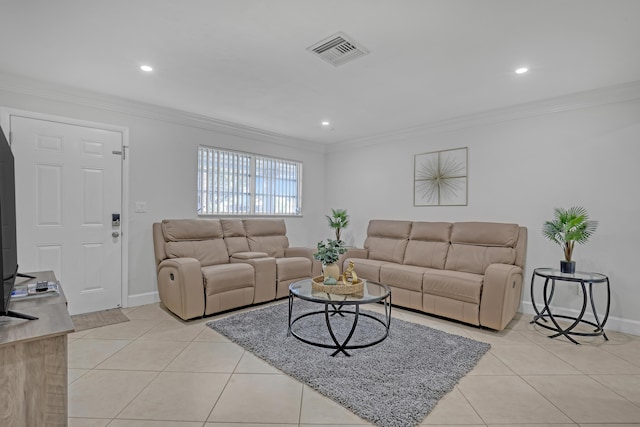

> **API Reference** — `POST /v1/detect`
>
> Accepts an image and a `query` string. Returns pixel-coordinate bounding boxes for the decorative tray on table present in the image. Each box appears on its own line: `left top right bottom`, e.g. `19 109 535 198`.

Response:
311 275 364 295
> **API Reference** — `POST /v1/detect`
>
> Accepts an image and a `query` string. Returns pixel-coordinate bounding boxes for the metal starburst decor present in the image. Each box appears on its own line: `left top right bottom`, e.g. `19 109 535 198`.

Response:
414 147 468 206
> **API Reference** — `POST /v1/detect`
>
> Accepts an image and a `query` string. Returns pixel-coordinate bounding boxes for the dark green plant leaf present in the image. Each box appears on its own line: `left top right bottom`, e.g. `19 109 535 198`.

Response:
541 206 598 261
313 239 347 265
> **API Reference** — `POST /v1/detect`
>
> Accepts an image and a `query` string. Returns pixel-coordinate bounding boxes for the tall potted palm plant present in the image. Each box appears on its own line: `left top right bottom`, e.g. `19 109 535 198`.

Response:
542 206 598 274
326 208 349 242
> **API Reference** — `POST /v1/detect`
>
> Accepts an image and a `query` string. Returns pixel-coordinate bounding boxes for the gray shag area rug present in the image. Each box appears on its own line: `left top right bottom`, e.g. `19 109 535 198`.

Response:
207 300 490 427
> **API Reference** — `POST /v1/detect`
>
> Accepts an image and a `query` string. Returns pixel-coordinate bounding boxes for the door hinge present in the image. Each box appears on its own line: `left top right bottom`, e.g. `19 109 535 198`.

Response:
112 146 127 160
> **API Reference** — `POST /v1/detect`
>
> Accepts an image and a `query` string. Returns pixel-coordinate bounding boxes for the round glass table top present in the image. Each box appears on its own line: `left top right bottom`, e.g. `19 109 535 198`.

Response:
533 268 608 283
289 279 390 305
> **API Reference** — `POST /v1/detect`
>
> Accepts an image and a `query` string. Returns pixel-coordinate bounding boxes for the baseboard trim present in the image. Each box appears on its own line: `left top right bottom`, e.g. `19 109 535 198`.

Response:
123 293 640 336
127 291 161 308
520 301 640 337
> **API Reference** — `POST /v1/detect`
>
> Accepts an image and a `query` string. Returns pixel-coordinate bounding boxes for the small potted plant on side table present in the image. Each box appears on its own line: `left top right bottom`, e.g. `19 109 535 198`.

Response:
542 206 598 274
313 239 347 285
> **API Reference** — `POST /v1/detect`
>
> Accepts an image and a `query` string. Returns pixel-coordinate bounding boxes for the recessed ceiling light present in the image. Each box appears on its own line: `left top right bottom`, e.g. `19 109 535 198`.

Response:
515 67 528 74
140 65 153 72
321 121 330 126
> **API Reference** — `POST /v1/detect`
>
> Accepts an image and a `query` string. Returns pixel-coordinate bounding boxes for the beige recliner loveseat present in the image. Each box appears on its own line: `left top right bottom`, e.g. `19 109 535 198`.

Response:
152 218 320 320
343 220 527 330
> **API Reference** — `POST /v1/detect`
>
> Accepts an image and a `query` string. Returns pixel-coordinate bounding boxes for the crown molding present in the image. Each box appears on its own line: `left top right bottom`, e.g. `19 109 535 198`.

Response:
4 71 639 156
326 79 640 153
0 72 326 153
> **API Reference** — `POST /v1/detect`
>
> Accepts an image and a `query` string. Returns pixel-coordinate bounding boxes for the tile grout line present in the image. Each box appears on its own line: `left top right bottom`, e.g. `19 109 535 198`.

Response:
587 373 640 409
449 384 488 427
503 322 590 424
298 384 306 426
102 316 202 422
203 348 247 423
518 374 579 424
68 302 640 426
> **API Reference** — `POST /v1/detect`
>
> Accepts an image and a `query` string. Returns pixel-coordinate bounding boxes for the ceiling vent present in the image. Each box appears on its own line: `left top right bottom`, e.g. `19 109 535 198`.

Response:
307 32 369 67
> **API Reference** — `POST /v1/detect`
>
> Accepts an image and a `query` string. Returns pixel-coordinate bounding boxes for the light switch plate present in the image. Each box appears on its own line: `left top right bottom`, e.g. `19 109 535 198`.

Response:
135 201 147 213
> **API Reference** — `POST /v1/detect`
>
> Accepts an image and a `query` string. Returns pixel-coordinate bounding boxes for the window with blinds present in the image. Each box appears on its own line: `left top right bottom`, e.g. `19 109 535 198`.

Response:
197 146 302 216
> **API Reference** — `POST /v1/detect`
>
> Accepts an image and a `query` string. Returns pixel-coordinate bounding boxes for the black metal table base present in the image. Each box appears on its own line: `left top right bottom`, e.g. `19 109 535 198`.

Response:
530 270 610 345
287 293 391 357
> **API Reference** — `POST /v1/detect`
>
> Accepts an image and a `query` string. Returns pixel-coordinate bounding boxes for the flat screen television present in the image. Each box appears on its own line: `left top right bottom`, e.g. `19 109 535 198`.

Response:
1 125 36 320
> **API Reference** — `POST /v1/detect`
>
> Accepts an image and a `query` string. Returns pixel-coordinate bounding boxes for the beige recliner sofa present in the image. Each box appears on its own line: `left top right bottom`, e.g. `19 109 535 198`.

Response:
343 220 527 330
152 218 320 320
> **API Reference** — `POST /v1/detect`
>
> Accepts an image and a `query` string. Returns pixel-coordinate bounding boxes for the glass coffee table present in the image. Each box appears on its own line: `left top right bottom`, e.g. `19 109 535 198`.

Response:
288 279 391 356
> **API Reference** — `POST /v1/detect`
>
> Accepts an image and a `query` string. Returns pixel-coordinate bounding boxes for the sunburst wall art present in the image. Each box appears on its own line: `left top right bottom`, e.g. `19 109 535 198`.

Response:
414 147 468 206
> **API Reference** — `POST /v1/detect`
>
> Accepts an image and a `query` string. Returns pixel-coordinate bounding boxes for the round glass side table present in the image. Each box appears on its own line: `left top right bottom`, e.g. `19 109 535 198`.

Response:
530 267 610 345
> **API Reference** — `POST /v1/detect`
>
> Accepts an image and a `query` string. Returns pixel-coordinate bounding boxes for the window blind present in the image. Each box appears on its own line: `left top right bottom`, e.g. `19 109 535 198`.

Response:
198 146 301 216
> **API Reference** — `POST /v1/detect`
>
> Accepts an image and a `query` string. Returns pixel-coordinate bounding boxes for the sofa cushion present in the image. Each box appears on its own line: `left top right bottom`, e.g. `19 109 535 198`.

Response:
450 222 520 247
248 236 288 258
404 241 450 269
410 221 452 242
364 220 412 263
380 264 432 292
423 270 484 304
221 219 251 255
367 219 413 239
202 263 254 295
403 221 452 269
224 237 250 255
221 219 246 237
243 219 287 236
445 244 516 275
348 258 389 283
444 222 519 274
165 240 229 267
162 219 229 266
365 237 409 264
244 219 288 257
162 219 223 241
231 252 269 260
275 257 311 281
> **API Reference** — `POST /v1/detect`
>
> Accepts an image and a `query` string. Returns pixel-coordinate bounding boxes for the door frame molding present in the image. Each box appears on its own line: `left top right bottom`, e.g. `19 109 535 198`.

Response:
1 107 130 308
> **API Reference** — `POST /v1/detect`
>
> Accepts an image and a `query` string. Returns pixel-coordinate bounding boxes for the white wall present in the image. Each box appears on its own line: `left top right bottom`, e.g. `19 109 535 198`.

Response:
0 82 327 305
326 96 640 334
4 75 639 334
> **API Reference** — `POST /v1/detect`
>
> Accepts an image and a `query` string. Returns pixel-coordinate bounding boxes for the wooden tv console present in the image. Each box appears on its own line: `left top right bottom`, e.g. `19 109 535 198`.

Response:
0 271 74 427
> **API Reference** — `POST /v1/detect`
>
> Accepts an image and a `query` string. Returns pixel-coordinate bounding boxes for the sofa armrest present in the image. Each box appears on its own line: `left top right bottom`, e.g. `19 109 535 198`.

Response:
285 246 321 277
285 246 314 258
231 256 277 303
341 247 368 264
231 251 269 260
339 248 369 273
479 263 524 330
343 247 368 259
157 257 204 320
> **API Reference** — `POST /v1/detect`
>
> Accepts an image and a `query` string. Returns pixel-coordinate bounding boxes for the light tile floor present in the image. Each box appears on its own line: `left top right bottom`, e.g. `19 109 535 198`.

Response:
68 302 640 427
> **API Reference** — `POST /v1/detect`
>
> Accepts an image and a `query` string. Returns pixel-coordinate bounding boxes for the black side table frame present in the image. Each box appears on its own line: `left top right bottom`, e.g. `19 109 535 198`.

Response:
530 268 610 345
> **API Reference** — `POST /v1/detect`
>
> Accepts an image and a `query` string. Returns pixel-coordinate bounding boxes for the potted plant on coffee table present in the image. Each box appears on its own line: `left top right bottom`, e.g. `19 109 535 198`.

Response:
313 239 347 284
542 206 598 274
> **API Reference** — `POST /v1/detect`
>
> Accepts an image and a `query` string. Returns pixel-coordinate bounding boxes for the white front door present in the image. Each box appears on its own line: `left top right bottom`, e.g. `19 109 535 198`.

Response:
10 115 123 315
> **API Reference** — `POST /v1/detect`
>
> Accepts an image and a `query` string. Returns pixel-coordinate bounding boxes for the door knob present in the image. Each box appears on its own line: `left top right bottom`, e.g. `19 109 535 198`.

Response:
112 231 120 238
